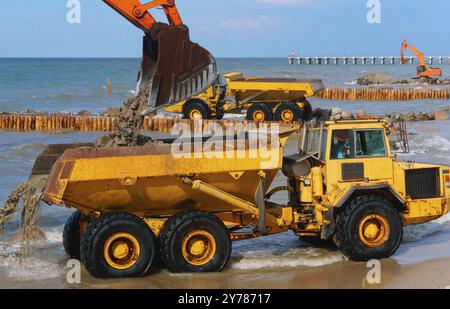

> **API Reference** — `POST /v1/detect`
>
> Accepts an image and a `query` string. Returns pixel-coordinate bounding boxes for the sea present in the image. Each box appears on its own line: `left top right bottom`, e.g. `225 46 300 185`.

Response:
0 58 450 287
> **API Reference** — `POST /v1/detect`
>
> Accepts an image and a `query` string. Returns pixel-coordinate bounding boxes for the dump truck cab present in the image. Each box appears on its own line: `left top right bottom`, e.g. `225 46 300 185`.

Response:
285 120 450 260
164 74 229 120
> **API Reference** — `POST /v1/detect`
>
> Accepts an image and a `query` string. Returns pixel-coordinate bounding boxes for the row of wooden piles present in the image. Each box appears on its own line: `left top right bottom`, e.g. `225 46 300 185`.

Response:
314 88 450 101
0 114 284 133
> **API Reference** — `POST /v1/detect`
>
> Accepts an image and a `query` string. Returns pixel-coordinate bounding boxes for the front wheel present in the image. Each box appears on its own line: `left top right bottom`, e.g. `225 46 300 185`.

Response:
334 195 403 261
183 100 211 120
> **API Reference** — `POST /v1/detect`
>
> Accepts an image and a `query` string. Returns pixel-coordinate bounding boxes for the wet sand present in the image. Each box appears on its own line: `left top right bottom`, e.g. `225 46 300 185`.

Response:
1 253 449 289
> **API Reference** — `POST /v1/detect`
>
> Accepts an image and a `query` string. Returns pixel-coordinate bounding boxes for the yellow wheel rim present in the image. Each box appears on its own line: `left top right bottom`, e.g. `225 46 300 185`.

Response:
358 214 390 248
252 110 265 122
281 110 294 122
181 230 217 266
189 109 202 120
104 233 141 270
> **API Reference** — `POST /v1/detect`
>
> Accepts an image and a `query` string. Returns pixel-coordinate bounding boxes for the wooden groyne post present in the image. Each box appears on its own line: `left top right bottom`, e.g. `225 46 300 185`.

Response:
314 88 450 101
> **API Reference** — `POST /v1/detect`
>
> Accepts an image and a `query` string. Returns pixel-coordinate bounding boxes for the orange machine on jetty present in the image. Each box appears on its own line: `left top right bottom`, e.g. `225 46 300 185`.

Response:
401 39 443 78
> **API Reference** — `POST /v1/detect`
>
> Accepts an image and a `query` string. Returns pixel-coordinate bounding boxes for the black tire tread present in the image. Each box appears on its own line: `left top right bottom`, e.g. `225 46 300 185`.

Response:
183 99 211 120
274 101 302 122
246 103 273 122
63 211 82 259
80 212 155 278
160 210 231 273
334 195 403 261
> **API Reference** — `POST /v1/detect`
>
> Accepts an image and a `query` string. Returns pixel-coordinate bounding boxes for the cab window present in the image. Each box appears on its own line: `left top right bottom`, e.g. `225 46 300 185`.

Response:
330 130 352 160
355 129 387 157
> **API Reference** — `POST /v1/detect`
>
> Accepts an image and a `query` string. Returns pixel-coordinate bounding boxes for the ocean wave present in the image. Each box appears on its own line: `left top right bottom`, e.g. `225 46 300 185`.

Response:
231 248 344 270
230 232 344 270
344 80 358 85
0 226 66 280
403 213 450 243
0 141 47 161
409 135 450 155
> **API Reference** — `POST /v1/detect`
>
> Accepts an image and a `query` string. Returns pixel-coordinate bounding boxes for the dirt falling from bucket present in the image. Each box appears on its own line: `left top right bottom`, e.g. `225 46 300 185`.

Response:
0 183 29 233
0 176 48 262
96 83 154 147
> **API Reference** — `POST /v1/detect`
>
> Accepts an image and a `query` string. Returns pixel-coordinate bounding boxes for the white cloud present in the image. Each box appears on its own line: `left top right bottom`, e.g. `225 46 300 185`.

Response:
219 15 280 31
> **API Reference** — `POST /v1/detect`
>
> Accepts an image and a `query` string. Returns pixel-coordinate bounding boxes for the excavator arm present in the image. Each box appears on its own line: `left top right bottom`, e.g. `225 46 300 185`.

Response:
401 39 426 65
103 0 217 113
103 0 182 31
401 39 442 78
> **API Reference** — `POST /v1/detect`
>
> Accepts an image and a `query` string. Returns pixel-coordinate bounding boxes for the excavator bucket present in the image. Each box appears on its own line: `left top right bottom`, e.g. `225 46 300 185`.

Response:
138 23 217 114
29 143 94 179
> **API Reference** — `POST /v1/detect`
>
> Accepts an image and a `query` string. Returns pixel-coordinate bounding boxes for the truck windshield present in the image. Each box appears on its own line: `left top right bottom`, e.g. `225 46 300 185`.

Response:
355 129 387 157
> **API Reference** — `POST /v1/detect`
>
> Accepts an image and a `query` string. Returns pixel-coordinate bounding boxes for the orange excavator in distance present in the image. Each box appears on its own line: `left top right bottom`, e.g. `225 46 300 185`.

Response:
103 0 217 114
401 39 443 78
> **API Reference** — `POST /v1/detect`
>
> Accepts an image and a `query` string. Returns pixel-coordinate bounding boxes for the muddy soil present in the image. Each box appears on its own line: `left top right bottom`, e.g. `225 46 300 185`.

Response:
0 176 48 260
96 83 154 147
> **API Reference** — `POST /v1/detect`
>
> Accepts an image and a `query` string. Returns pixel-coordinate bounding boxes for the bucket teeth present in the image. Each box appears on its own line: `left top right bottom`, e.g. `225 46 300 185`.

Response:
173 60 217 102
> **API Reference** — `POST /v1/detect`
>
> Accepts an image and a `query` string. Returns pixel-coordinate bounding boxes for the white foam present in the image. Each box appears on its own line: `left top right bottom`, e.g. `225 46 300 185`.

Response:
403 212 450 243
344 80 358 86
230 232 344 270
231 248 344 270
409 135 450 155
0 225 66 280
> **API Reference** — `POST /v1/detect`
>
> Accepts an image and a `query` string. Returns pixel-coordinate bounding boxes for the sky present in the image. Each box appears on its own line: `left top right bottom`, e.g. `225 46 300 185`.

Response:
0 0 449 57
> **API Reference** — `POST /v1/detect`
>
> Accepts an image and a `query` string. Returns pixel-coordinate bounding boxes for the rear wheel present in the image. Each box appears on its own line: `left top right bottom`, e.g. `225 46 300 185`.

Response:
183 100 211 120
80 212 157 278
246 103 273 122
274 102 302 122
160 210 231 273
63 211 82 259
334 195 403 261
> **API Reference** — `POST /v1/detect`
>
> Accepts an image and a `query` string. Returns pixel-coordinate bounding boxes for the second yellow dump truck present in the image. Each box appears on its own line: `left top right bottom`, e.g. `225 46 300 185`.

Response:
36 120 450 278
164 72 325 122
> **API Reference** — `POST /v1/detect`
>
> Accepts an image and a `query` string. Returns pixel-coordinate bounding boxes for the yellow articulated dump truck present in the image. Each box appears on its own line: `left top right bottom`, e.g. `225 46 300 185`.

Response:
164 72 324 122
37 120 450 278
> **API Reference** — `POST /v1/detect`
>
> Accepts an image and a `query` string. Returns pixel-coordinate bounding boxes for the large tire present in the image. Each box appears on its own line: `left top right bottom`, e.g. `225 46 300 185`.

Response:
80 213 157 279
334 195 403 261
274 102 302 122
160 210 231 273
246 103 273 122
183 100 211 120
63 211 82 259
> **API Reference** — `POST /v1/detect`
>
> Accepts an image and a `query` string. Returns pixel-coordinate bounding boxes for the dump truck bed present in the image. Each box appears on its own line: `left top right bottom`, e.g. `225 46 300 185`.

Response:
224 72 324 102
42 129 295 216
